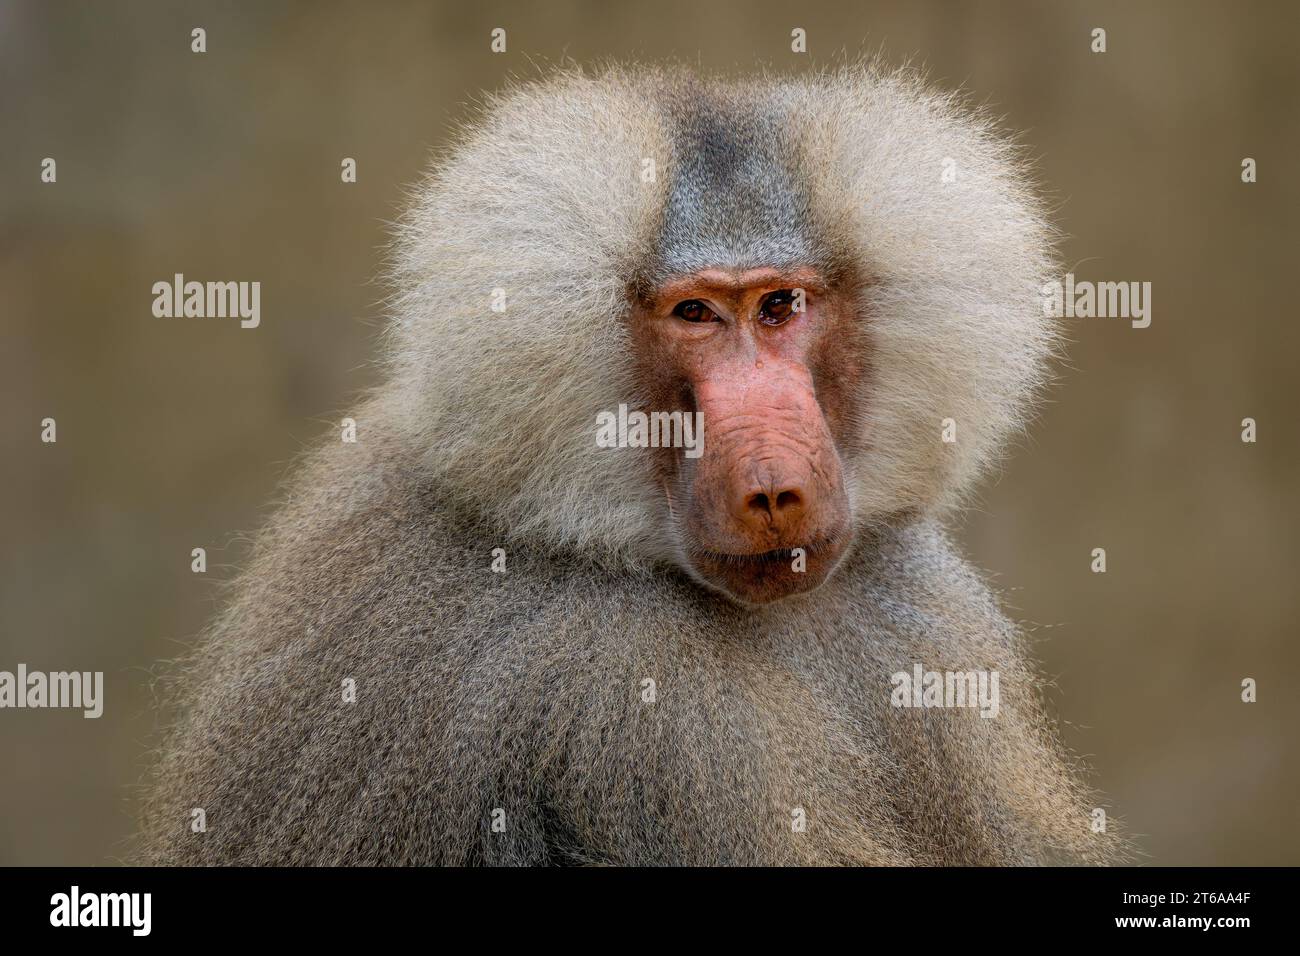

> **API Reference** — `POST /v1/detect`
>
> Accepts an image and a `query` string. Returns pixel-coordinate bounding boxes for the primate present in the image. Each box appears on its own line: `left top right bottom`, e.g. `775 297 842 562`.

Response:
139 64 1120 865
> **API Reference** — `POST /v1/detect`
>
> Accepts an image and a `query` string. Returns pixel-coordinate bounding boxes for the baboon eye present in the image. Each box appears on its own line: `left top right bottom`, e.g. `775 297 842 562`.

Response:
759 290 796 326
672 299 719 323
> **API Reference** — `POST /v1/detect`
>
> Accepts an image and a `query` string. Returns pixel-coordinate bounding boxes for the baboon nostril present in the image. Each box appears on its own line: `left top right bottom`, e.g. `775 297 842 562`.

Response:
743 488 803 519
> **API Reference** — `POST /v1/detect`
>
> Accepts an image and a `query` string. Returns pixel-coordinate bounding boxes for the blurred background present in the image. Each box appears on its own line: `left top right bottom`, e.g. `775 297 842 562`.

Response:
1 0 1296 865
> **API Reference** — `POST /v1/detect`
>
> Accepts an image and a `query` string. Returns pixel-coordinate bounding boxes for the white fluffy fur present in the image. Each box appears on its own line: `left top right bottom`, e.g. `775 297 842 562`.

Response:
385 63 1057 567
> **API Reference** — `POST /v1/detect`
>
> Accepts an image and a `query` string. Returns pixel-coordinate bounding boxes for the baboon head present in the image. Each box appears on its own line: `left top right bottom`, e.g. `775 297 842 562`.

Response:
386 64 1057 606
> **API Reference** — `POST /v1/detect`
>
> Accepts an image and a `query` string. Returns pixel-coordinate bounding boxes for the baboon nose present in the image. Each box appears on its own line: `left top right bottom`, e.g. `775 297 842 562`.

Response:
739 481 807 536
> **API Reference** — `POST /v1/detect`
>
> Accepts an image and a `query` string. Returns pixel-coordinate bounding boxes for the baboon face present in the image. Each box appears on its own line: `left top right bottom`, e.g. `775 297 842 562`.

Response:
632 265 858 605
389 69 1055 606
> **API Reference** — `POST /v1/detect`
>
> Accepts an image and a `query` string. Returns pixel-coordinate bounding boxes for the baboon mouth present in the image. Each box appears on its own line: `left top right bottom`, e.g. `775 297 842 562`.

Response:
687 534 850 606
700 546 812 567
697 530 846 564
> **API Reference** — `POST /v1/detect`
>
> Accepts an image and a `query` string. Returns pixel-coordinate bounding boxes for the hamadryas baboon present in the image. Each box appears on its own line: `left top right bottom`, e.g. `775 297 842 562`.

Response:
140 64 1120 866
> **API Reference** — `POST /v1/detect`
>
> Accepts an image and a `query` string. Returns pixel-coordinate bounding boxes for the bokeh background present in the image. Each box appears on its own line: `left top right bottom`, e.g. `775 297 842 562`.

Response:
1 0 1296 865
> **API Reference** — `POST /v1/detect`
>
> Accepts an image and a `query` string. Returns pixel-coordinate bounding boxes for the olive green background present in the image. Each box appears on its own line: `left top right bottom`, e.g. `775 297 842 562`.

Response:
1 0 1296 865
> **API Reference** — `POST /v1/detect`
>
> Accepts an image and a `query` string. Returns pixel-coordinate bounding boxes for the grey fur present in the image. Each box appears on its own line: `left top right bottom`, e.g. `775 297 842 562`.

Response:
656 85 823 276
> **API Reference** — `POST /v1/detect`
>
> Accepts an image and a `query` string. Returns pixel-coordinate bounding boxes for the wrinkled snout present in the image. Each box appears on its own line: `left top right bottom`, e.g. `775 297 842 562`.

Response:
684 361 850 603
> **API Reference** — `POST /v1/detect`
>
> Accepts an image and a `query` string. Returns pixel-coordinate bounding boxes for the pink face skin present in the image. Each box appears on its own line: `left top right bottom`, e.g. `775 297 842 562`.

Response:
631 266 856 605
